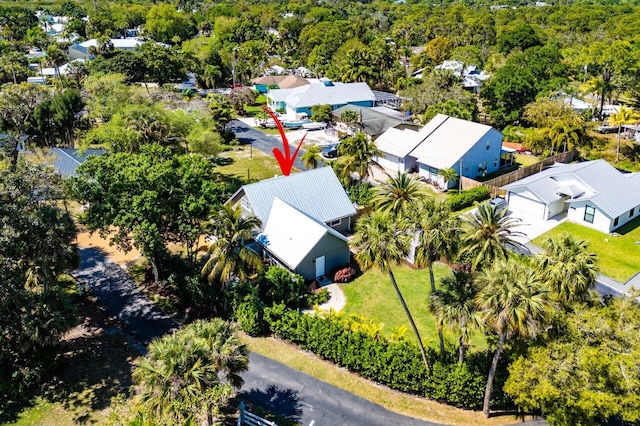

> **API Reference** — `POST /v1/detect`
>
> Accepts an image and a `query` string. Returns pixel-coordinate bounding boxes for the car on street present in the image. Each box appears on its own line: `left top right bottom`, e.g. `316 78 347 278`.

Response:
321 144 339 159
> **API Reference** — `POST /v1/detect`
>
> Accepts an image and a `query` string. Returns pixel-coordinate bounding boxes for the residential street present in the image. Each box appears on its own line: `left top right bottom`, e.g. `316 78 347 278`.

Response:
72 247 444 425
227 119 308 171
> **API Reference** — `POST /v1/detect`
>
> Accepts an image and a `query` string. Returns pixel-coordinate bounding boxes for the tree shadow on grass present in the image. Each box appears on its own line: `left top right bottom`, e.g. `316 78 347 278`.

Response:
235 385 303 425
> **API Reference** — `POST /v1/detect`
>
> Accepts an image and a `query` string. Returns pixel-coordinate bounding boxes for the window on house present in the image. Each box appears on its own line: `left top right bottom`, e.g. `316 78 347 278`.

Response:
494 158 498 168
328 219 342 227
631 208 635 217
486 141 491 150
614 216 619 227
241 197 251 210
584 205 595 223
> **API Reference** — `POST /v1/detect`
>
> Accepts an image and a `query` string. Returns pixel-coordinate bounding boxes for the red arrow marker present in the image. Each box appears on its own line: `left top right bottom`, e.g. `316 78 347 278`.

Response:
263 107 306 176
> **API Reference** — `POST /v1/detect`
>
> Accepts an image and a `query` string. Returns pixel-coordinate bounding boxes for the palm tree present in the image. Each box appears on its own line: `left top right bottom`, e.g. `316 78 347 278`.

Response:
542 120 581 155
351 210 432 374
339 132 381 181
201 205 262 288
372 171 427 218
609 105 638 162
438 168 459 190
301 145 323 169
459 201 528 271
133 319 248 424
476 259 549 417
535 233 598 306
429 270 481 363
202 64 222 89
412 197 457 358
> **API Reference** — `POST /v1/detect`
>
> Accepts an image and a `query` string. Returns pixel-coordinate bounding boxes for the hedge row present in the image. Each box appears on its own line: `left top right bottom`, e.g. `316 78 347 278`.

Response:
447 186 491 211
264 304 492 410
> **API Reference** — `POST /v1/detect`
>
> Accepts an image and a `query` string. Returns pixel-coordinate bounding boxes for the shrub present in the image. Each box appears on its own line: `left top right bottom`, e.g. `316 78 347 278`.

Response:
262 305 495 409
447 186 490 211
333 266 356 283
235 296 266 336
305 288 330 306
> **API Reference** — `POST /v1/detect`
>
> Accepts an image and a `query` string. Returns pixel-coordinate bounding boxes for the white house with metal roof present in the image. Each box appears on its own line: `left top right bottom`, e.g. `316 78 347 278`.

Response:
50 148 106 177
266 81 376 121
374 114 503 188
502 159 640 233
256 198 350 281
68 38 147 60
226 167 357 280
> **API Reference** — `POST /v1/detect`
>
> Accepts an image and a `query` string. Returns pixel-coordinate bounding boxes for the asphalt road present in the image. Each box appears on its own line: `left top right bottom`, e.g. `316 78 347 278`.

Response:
227 119 308 171
73 247 443 425
73 247 179 348
239 352 442 426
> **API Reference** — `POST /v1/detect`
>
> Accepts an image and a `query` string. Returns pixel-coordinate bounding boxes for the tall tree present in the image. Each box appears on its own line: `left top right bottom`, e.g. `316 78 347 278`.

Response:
337 132 381 181
534 233 598 307
69 145 222 283
609 105 638 162
412 197 457 359
350 210 432 374
372 171 426 218
0 82 48 169
460 201 528 271
201 205 262 288
476 259 549 417
430 270 480 363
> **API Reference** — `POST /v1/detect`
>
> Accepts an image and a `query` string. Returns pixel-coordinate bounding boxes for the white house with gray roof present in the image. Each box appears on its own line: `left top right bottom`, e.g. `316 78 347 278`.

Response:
502 159 640 233
226 167 356 280
266 80 376 121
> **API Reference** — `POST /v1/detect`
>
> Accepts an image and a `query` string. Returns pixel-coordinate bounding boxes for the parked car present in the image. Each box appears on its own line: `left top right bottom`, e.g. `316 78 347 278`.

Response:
490 196 507 210
321 144 339 159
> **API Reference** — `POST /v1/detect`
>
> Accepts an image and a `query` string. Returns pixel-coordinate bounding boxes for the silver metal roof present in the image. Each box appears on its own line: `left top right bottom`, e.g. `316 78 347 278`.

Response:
503 159 640 218
238 166 357 224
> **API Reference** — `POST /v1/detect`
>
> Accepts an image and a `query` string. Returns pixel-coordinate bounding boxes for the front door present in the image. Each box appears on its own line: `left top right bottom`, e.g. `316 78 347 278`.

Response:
315 256 325 278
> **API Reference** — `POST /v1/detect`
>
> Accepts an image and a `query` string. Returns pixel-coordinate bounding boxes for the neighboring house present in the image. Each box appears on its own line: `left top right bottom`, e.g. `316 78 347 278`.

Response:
420 60 492 93
68 38 145 60
50 147 106 177
267 80 376 120
502 159 640 233
226 167 357 280
375 114 504 189
39 59 86 77
251 74 309 93
256 198 350 281
331 105 417 140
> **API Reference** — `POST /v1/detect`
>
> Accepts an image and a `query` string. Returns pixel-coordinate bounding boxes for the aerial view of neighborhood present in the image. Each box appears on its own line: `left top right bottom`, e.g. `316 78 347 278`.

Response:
1 0 640 425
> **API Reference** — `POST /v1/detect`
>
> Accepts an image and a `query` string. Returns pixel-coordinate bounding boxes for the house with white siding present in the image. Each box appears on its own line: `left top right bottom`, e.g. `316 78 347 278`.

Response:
502 159 640 234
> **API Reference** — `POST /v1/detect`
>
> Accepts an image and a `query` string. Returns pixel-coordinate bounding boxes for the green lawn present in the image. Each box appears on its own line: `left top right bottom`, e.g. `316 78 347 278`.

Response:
216 146 297 183
340 263 487 352
243 94 267 116
532 218 640 283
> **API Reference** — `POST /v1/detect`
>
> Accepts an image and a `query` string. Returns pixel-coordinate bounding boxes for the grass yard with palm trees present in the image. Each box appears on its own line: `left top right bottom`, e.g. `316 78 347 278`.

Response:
340 263 488 352
217 146 295 183
532 218 640 282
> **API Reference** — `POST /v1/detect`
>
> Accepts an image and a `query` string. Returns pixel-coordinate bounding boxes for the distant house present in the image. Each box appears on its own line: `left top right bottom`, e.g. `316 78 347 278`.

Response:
39 59 86 77
50 148 106 178
431 60 491 93
502 159 640 234
266 80 377 120
251 74 309 93
226 167 357 280
68 38 146 60
374 114 504 188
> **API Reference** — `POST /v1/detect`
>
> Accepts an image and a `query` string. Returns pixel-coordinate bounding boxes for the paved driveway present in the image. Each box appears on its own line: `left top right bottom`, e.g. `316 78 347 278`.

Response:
506 210 567 245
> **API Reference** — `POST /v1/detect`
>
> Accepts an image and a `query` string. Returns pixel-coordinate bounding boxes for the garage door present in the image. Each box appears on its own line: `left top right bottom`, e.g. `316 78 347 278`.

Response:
508 193 546 219
375 154 403 172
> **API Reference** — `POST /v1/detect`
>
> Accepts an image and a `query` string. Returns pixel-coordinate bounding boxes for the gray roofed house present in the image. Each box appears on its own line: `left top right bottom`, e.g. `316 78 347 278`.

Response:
502 159 640 233
374 114 504 189
227 166 357 234
331 105 417 140
226 166 356 281
50 147 106 177
256 198 350 281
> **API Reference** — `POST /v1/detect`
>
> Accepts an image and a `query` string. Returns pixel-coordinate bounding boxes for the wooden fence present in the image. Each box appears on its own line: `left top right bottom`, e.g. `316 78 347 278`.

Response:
460 150 577 197
237 401 279 426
